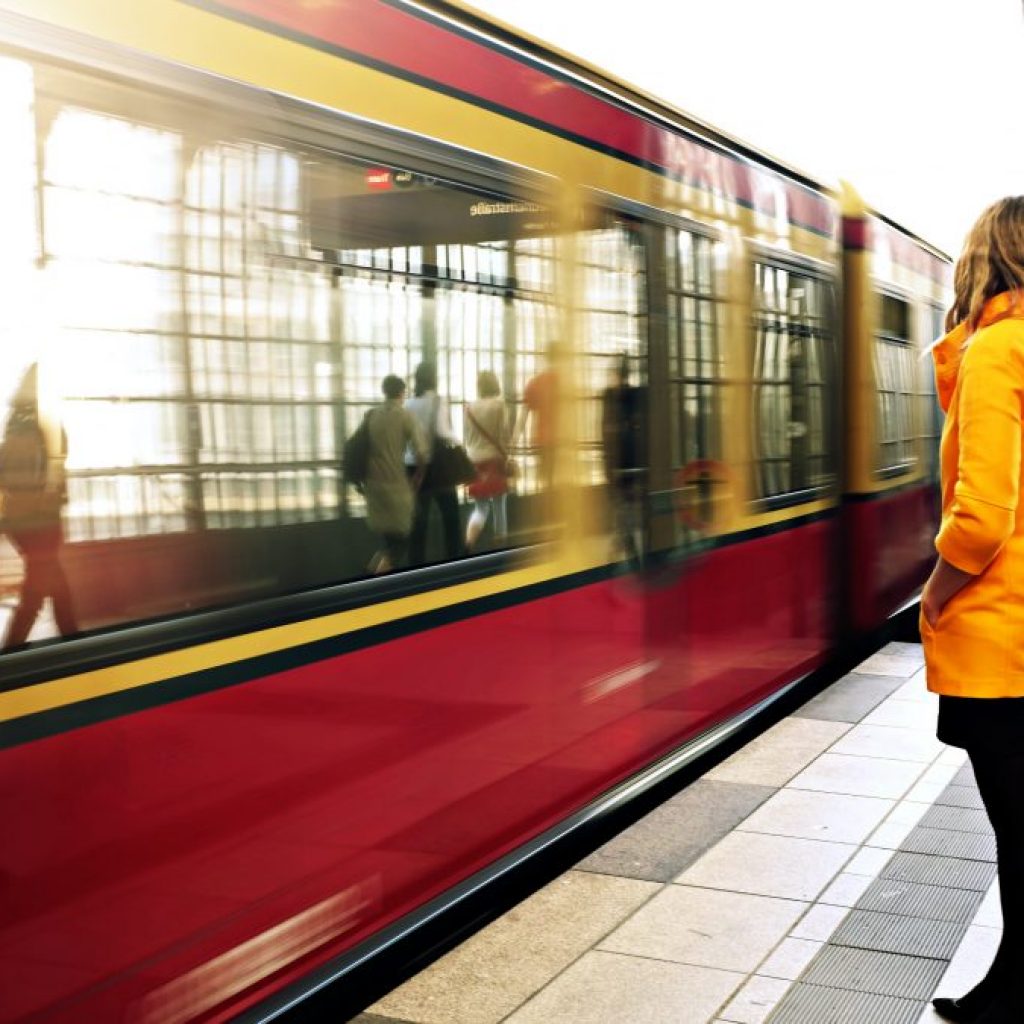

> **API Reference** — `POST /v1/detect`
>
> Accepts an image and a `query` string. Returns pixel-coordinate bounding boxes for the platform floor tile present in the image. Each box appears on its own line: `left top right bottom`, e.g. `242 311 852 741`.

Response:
830 723 945 763
862 696 938 730
767 984 924 1024
855 650 928 678
935 784 986 810
974 883 1002 928
576 779 775 882
793 672 909 724
900 826 997 862
757 937 824 982
738 788 893 845
704 718 851 787
787 751 926 799
503 950 743 1024
856 877 985 924
801 946 946 1000
881 850 997 892
830 908 965 960
675 831 855 902
599 886 808 973
919 804 992 834
367 871 658 1024
718 974 792 1023
818 871 876 908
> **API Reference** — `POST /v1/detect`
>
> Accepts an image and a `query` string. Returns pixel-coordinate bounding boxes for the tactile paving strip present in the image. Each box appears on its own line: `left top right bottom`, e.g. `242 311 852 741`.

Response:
831 909 964 959
857 877 984 924
919 804 993 834
935 785 986 810
767 983 924 1024
801 946 946 999
767 764 995 1022
901 826 997 861
880 851 997 892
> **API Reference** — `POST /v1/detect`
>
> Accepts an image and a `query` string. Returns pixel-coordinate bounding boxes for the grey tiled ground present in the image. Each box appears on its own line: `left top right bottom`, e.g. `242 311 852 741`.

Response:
794 672 909 724
766 762 995 1023
576 779 775 881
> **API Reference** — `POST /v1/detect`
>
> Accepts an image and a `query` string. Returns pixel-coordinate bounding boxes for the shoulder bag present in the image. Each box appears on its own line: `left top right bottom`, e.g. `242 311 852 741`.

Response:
466 405 512 500
424 395 475 490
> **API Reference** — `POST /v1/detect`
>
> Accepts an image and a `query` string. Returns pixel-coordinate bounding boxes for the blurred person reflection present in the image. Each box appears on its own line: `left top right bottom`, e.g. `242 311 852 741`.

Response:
365 374 427 575
464 370 512 553
921 196 1024 1024
513 344 559 493
601 353 646 562
0 364 77 649
405 361 462 565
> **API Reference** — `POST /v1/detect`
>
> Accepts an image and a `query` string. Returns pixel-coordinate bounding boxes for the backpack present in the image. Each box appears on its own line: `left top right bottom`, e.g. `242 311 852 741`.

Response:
0 417 47 493
341 411 372 487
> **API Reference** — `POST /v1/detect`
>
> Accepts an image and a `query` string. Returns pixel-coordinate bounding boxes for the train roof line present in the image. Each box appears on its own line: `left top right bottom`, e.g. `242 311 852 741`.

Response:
872 210 953 263
402 0 951 262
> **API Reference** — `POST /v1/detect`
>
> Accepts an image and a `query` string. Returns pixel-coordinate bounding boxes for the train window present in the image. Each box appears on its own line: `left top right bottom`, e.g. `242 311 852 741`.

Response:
666 227 720 471
0 58 560 652
578 217 647 489
751 261 836 504
919 304 946 481
875 294 916 476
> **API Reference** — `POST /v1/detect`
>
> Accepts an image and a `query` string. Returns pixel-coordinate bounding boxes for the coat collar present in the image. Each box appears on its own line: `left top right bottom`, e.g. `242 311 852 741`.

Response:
933 291 1024 412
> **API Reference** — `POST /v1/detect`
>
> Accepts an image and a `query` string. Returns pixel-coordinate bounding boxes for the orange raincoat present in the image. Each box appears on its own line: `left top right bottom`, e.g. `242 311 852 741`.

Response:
922 291 1024 695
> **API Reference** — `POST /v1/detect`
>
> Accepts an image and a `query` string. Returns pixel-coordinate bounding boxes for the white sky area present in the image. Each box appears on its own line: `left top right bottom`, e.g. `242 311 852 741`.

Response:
466 0 1023 257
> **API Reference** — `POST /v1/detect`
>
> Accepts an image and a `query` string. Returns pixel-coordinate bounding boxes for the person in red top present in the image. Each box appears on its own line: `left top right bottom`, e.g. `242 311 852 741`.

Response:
514 349 559 492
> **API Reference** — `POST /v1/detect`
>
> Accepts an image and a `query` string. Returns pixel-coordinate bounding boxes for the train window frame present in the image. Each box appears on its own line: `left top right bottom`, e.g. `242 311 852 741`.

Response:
920 302 946 483
872 285 918 479
0 43 567 672
572 201 650 492
748 245 839 512
580 190 725 549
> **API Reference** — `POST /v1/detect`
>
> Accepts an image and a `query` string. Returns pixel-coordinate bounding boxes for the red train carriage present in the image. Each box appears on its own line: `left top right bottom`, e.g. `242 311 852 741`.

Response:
0 2 948 1021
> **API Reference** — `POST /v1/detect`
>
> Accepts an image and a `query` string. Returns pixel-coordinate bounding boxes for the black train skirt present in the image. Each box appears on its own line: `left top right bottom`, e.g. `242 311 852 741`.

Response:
937 695 1024 754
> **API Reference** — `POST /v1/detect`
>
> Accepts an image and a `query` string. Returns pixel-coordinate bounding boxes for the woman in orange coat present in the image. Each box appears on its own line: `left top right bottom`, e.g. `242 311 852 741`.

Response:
922 196 1024 1024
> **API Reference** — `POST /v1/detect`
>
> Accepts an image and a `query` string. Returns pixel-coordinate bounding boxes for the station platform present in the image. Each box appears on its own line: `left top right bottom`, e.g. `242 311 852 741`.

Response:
348 643 998 1024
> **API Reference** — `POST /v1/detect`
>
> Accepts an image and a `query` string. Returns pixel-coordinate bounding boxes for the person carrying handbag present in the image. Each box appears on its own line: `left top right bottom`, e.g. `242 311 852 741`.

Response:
464 370 512 553
404 361 464 565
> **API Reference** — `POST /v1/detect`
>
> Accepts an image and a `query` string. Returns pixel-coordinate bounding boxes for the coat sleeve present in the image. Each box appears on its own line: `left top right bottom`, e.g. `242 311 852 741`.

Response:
935 325 1023 574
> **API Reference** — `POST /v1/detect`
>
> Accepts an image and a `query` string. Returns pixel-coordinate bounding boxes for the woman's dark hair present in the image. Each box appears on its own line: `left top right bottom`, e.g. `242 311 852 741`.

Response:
381 374 406 400
413 361 438 397
948 196 1024 332
477 370 501 398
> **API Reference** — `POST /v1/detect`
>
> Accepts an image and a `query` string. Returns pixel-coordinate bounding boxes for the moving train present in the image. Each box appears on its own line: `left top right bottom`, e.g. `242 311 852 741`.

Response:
0 1 949 1021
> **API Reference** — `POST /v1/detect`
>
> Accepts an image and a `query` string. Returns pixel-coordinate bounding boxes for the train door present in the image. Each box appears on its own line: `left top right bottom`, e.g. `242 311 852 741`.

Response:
572 201 734 749
573 206 723 574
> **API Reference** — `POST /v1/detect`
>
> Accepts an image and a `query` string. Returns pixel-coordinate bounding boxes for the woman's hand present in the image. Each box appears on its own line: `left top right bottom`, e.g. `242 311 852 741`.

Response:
922 557 975 627
921 589 943 628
